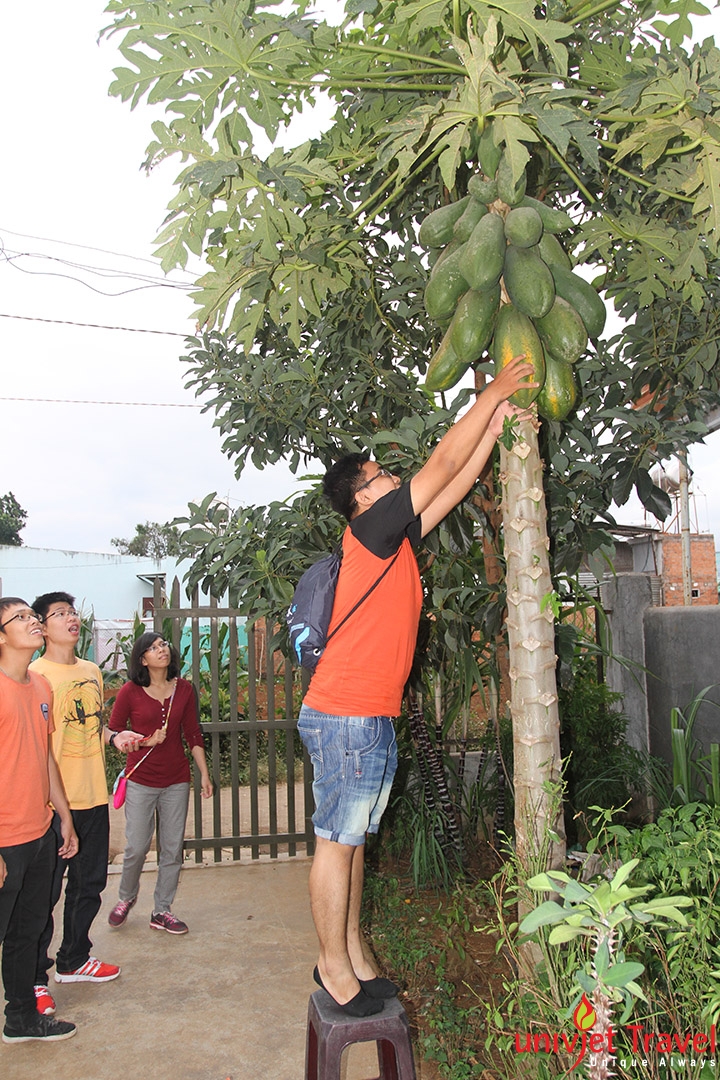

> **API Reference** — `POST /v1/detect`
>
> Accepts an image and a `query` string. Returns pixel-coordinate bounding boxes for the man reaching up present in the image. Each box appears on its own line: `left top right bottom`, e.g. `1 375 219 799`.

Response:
298 356 535 1016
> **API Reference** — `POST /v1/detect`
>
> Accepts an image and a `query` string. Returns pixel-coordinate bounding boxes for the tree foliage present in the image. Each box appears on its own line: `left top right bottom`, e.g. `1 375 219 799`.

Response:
0 491 27 547
104 0 720 665
111 520 182 559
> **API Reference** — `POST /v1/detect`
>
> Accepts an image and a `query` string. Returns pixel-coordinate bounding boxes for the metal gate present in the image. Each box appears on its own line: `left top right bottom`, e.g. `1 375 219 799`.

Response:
152 577 315 863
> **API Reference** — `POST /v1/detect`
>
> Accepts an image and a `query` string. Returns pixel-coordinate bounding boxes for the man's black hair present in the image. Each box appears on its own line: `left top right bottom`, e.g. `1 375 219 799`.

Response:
32 591 75 621
323 453 370 522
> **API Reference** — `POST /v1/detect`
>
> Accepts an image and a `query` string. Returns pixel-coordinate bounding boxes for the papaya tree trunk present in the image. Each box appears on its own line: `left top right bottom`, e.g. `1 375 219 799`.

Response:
499 416 565 877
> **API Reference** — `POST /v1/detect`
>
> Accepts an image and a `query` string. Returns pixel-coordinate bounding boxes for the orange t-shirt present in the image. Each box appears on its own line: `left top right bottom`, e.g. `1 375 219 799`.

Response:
304 484 423 717
0 669 54 847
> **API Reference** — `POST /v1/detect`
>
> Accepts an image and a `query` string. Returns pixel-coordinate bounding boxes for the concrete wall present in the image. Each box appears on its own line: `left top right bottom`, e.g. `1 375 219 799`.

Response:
0 544 186 621
603 574 720 764
643 607 720 762
601 574 654 754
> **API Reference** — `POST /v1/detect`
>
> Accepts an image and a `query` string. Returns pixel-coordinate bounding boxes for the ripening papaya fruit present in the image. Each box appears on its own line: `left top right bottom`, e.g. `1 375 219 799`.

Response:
492 303 545 409
424 244 470 322
536 231 572 271
450 285 501 364
467 173 498 204
418 197 470 249
425 325 471 392
533 296 588 365
521 196 574 234
496 154 527 207
550 264 607 340
537 353 578 420
477 127 503 182
428 237 462 279
453 198 488 243
504 206 544 249
503 244 555 319
457 213 506 291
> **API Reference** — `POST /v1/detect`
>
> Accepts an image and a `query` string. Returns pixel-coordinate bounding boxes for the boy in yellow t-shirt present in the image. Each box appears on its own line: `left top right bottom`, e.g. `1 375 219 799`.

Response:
29 592 141 1016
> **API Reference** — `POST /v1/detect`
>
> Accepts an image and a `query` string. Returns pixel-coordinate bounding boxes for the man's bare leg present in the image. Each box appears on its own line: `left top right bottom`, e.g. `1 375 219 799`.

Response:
345 842 379 981
309 836 363 1005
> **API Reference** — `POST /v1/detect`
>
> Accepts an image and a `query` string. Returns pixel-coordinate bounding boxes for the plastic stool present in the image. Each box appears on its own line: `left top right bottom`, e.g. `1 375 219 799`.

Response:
305 988 417 1080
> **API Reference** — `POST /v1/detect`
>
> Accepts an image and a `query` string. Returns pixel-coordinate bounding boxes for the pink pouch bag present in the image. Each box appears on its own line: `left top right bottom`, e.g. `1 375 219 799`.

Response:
112 770 127 809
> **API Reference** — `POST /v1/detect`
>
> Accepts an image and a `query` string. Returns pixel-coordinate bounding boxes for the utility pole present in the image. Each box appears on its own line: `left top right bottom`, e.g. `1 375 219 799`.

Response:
678 450 692 606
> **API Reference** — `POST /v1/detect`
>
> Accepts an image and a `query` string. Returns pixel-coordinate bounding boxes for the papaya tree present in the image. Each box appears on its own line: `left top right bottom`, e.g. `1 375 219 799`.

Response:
104 0 720 872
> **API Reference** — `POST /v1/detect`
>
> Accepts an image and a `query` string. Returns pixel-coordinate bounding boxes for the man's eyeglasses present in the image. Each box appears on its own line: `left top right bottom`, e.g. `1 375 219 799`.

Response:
145 640 170 653
44 608 80 621
0 609 42 631
356 467 392 492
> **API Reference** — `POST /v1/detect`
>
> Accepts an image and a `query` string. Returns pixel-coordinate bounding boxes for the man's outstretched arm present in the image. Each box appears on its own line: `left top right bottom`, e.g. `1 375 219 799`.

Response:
418 400 521 537
410 355 535 535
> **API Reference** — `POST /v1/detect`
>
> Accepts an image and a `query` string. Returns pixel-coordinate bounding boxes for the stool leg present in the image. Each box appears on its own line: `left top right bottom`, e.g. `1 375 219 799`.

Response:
377 1037 399 1080
378 1036 417 1080
318 1028 348 1080
305 1018 319 1080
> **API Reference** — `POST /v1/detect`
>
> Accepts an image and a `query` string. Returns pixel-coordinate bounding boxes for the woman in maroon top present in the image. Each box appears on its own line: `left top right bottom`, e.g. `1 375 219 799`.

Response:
106 632 212 934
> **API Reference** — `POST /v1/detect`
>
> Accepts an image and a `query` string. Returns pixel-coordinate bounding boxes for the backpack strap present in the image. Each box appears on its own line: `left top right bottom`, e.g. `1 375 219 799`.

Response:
325 544 403 645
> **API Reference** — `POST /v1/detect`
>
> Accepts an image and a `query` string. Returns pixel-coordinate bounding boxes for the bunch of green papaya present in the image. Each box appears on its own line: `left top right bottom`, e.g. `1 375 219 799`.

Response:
419 155 606 422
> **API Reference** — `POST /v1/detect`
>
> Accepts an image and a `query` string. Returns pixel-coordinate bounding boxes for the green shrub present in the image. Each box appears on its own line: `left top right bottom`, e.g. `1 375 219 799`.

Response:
559 657 653 842
614 802 720 1030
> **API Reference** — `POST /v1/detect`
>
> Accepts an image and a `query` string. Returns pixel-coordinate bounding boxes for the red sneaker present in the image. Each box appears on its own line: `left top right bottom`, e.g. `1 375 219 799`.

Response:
54 957 121 984
33 985 56 1015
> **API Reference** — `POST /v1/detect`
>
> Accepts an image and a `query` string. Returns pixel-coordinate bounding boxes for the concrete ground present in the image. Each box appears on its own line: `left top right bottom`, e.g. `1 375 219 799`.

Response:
0 854 432 1080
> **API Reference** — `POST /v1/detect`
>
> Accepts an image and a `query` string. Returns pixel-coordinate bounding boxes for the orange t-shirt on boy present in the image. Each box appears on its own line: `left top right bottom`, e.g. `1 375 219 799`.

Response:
0 669 54 847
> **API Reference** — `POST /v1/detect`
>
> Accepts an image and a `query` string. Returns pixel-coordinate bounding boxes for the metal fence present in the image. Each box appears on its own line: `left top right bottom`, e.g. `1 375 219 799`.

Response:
152 576 315 863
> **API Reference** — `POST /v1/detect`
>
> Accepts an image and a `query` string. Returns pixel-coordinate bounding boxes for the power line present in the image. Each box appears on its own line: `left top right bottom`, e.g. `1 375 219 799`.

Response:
0 225 197 277
0 245 193 288
0 313 188 336
0 253 192 297
0 396 202 409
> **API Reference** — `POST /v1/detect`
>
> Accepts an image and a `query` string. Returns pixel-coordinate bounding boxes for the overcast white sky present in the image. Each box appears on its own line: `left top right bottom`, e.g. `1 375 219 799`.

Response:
0 2 718 555
0 1 304 554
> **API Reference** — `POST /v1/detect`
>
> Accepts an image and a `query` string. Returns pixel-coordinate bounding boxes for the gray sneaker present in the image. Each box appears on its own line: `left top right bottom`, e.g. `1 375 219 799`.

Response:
3 1014 77 1043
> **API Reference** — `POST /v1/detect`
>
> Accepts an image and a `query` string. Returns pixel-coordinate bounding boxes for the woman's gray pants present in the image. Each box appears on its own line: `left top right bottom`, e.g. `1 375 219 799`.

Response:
118 780 189 913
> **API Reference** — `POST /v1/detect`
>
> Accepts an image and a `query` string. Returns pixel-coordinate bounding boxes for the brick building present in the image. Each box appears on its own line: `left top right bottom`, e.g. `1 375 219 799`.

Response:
616 527 719 606
656 533 718 606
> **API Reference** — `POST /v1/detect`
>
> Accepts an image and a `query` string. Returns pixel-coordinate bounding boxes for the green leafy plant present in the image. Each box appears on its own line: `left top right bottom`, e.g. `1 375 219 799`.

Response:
521 863 690 1036
663 686 720 807
558 656 657 842
605 802 720 1032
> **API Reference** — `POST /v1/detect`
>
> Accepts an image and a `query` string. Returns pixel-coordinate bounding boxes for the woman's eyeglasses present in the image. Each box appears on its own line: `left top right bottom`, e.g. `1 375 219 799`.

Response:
145 640 170 653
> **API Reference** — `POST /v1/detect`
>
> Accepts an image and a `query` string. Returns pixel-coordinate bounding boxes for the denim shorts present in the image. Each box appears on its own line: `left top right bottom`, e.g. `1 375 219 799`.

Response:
297 705 398 846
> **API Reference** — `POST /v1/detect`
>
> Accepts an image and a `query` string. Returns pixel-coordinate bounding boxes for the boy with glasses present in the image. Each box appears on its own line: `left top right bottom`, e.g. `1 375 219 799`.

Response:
0 597 78 1042
29 592 141 1016
298 355 535 1016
